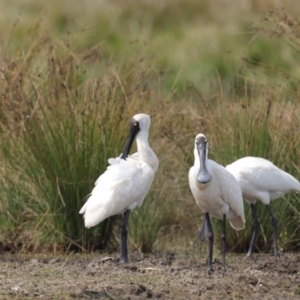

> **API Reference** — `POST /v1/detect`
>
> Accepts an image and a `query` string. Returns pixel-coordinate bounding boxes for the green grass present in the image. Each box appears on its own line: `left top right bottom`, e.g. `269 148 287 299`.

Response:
1 0 300 254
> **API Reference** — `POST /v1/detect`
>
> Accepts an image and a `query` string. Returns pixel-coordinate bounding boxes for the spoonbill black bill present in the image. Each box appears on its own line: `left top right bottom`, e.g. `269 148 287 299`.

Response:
226 156 300 257
79 113 159 263
189 134 245 274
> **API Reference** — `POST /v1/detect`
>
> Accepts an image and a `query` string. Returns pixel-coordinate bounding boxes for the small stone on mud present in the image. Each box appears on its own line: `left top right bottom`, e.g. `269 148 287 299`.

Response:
30 259 39 264
88 262 94 267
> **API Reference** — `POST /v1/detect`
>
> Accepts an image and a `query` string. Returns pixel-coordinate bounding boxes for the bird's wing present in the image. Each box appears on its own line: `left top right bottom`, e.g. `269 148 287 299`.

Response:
80 158 155 227
227 159 300 193
214 165 245 226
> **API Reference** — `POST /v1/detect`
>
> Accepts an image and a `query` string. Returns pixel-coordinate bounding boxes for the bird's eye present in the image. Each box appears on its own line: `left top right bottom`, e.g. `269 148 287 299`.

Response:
134 122 138 126
204 138 207 142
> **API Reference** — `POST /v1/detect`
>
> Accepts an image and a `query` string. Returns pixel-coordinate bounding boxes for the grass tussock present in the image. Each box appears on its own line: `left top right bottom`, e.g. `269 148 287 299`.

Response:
1 1 300 255
0 25 170 251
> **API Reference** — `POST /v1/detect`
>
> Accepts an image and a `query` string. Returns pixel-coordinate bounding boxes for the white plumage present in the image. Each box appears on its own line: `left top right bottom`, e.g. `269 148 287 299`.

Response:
226 156 300 257
226 157 300 205
79 155 157 228
189 133 245 273
79 113 159 262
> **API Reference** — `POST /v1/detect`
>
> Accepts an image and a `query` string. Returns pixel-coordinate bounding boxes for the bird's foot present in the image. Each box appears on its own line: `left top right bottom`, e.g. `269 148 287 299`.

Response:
271 252 280 259
246 252 253 258
208 267 214 275
120 257 128 264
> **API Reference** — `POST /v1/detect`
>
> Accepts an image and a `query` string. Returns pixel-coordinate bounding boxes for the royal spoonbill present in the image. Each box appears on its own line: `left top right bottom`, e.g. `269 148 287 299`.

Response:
226 156 300 257
189 134 245 273
79 113 159 263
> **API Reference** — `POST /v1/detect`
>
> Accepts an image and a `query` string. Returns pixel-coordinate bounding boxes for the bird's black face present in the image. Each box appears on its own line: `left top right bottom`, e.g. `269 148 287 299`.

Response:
120 118 141 160
196 134 212 184
129 118 141 136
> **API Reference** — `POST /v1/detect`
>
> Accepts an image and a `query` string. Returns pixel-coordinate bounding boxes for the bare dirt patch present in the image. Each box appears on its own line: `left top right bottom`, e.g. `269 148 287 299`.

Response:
0 252 300 299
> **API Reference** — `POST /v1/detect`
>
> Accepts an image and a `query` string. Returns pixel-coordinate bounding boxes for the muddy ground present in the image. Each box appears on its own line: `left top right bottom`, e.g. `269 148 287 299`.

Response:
0 251 300 299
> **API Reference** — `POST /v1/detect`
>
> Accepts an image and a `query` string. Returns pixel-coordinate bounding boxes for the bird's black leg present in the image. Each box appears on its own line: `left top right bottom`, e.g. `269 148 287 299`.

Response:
247 203 260 257
222 214 227 272
205 212 214 274
121 209 131 263
266 204 279 258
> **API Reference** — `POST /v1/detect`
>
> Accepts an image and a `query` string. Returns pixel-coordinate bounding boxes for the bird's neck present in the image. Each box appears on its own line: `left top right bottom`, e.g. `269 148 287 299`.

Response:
136 131 159 171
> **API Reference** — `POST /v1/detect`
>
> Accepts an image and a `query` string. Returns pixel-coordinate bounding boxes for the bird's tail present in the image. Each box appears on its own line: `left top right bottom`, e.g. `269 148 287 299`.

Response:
199 215 245 240
198 218 207 241
229 216 245 231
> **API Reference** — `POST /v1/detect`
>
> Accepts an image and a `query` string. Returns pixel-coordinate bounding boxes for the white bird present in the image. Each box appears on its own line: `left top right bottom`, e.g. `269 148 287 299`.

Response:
79 113 159 263
189 133 245 273
226 156 300 257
